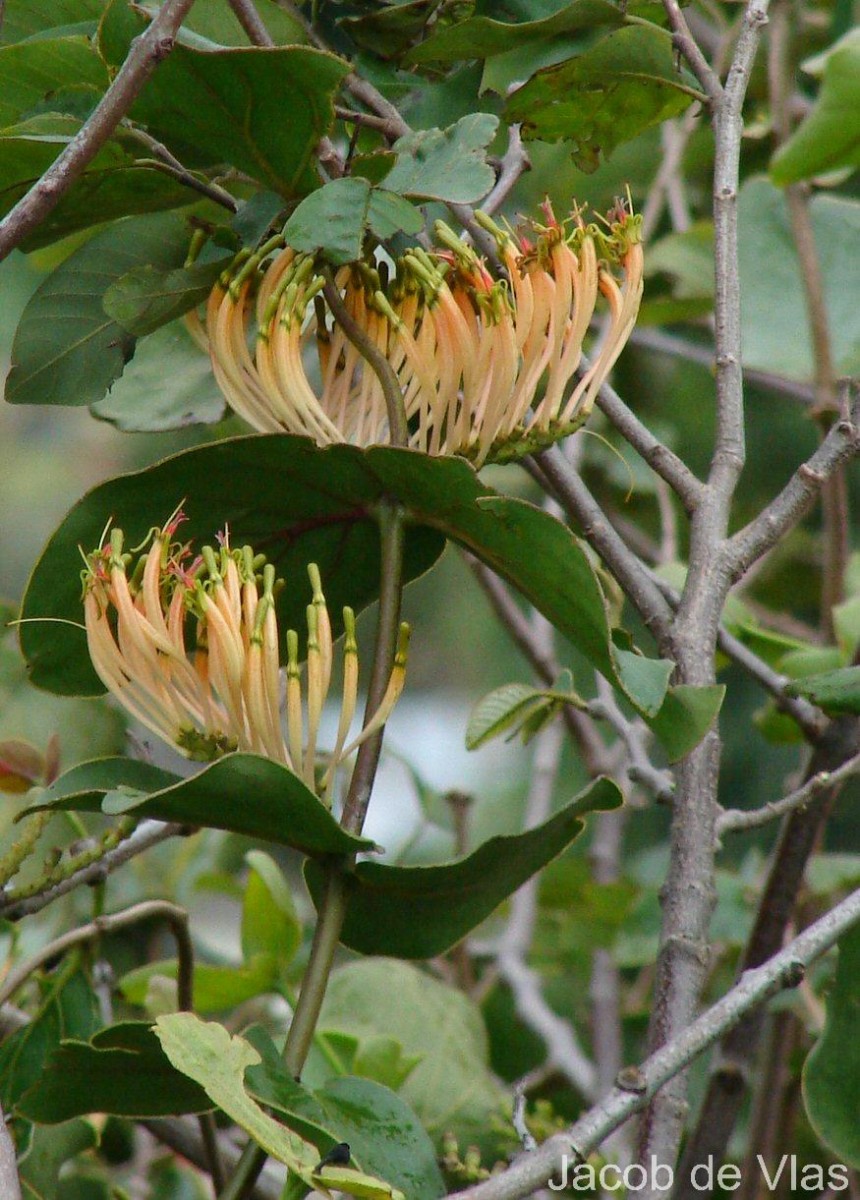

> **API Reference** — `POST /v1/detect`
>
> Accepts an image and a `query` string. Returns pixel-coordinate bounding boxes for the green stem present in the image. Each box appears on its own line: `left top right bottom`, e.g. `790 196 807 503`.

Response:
217 502 406 1200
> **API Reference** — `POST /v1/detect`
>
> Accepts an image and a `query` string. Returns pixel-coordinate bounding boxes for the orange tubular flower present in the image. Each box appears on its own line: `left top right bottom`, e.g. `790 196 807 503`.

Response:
82 511 409 802
196 200 643 467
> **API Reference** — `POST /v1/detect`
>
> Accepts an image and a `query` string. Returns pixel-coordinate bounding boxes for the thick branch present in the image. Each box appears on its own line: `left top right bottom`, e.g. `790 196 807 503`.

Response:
662 0 724 104
449 884 860 1200
0 0 198 260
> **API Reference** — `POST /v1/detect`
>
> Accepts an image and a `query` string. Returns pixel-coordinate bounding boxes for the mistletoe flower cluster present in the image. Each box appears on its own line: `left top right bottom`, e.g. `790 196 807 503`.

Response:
197 200 643 467
81 510 409 800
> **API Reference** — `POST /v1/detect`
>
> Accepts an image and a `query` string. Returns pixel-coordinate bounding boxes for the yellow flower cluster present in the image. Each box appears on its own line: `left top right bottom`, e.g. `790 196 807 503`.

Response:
193 201 643 467
82 510 409 798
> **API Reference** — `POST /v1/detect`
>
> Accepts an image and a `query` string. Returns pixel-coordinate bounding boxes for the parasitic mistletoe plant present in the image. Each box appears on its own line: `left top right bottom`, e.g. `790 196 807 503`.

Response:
1 2 860 1200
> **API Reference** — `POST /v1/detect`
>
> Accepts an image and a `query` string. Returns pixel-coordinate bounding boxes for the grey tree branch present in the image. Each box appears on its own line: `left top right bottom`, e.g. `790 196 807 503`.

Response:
636 0 772 1178
529 448 675 652
480 125 531 218
717 749 860 837
662 0 724 104
0 0 198 261
726 382 860 579
446 884 860 1200
226 0 274 45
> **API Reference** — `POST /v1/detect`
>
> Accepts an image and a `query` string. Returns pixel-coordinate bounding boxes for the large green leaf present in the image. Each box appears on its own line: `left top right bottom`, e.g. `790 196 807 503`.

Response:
319 959 507 1152
0 35 108 127
505 25 698 171
18 437 672 714
305 777 621 957
645 683 725 763
5 212 194 408
770 31 860 185
738 179 860 381
245 1029 445 1200
803 925 860 1166
34 755 376 856
382 114 499 203
0 116 196 248
99 1 348 197
90 320 226 431
404 0 629 65
15 1023 211 1122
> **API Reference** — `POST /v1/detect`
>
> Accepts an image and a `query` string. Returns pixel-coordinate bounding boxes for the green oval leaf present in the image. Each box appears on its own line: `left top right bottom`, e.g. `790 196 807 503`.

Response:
382 114 499 203
306 777 622 957
34 754 376 856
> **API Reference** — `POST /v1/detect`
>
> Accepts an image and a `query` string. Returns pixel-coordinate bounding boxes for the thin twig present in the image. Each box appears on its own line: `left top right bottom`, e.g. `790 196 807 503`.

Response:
447 883 860 1200
334 106 399 134
590 679 675 804
0 820 186 920
662 0 724 104
144 1118 283 1199
226 0 273 45
123 124 239 212
0 900 192 1009
480 125 530 218
0 0 198 260
529 448 675 652
718 749 860 836
726 387 860 579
